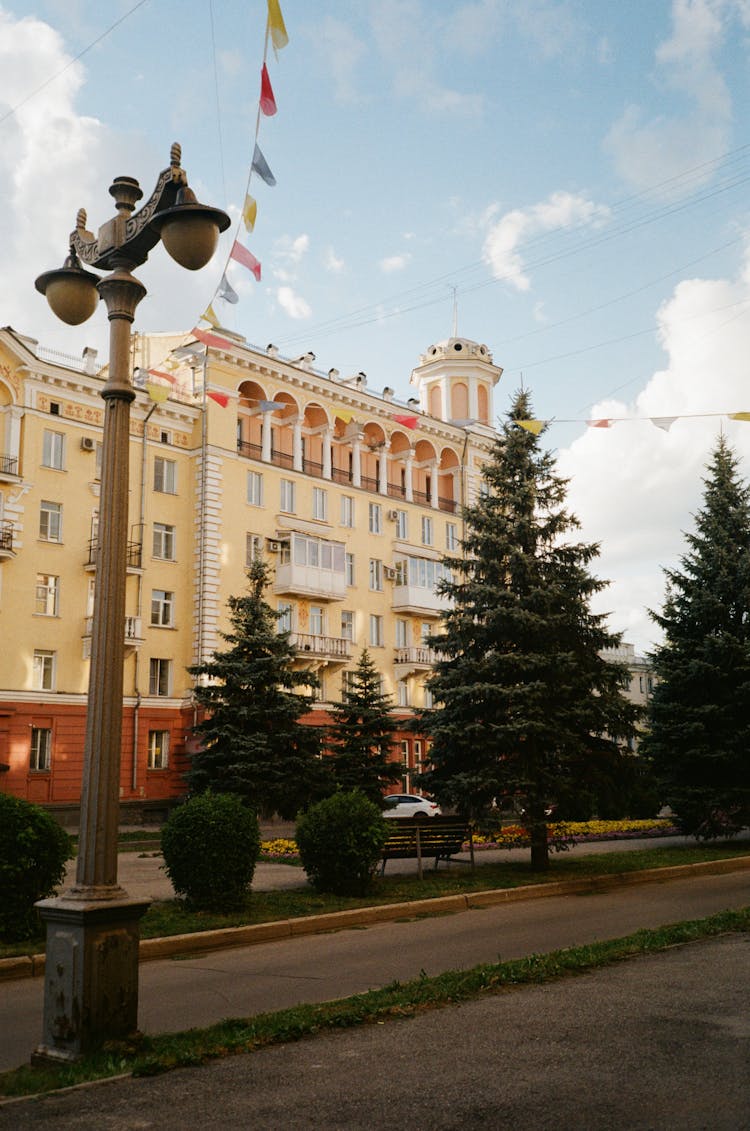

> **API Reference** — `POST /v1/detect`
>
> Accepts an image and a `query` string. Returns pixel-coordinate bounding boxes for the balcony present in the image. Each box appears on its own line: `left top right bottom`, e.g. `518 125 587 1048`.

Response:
0 453 20 482
82 615 144 657
291 631 351 667
85 539 143 572
394 645 440 679
0 522 15 560
274 560 346 601
392 584 450 616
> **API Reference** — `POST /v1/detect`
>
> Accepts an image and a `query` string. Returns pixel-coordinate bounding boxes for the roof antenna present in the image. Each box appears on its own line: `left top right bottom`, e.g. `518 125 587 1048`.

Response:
450 286 458 338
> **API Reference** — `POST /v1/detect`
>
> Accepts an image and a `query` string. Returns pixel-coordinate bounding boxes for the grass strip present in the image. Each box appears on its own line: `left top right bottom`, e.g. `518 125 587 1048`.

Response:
1 906 748 1099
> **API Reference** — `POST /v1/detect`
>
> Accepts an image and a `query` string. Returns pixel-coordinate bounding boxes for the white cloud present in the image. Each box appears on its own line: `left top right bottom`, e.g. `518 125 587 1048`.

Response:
276 286 312 320
323 247 345 273
482 192 610 291
557 236 750 652
379 253 412 273
314 16 367 104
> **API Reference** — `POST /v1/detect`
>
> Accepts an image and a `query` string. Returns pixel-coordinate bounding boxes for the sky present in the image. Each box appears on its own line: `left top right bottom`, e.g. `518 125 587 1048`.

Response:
2 0 750 653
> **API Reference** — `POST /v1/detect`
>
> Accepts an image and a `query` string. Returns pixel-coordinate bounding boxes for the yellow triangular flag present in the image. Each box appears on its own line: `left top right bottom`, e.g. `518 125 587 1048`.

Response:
201 304 220 330
146 384 169 404
267 0 289 50
729 412 750 422
518 419 545 435
336 409 354 424
243 194 257 232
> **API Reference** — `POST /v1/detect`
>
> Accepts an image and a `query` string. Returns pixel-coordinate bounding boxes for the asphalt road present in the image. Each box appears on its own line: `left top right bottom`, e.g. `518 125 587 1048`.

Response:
2 931 748 1130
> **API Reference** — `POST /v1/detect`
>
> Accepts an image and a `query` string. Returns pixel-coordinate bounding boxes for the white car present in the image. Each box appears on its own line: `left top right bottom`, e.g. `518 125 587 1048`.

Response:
382 793 441 818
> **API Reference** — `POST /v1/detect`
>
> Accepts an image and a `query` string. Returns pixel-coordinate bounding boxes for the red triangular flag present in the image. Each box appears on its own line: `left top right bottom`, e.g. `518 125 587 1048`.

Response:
260 63 277 116
207 391 230 407
191 327 235 350
148 368 177 385
392 414 418 429
230 240 262 281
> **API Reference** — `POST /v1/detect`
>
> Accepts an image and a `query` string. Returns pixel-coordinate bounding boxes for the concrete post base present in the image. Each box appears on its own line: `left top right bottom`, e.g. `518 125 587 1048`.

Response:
32 894 150 1064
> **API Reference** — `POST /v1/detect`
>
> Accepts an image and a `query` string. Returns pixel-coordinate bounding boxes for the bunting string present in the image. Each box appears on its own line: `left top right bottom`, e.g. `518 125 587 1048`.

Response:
517 410 750 435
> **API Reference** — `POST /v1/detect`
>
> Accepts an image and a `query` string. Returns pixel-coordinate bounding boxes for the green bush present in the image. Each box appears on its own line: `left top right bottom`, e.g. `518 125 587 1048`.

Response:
295 790 388 896
0 794 73 941
161 792 260 912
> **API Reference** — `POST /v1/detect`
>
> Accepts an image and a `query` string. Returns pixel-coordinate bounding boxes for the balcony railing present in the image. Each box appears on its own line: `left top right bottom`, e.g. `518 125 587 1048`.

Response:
87 539 143 569
438 496 457 514
0 522 14 556
83 615 143 646
394 645 440 667
291 631 351 661
331 466 353 485
0 453 19 478
237 438 262 460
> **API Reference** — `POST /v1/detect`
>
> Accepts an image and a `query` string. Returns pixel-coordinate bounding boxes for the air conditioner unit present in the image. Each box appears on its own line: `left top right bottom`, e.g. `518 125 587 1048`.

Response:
387 509 399 521
267 539 284 553
80 437 96 452
383 566 397 580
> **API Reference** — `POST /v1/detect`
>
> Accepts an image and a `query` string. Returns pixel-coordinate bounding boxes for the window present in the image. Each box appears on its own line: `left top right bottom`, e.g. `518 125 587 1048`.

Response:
150 589 174 627
446 522 457 550
246 533 263 565
277 601 293 633
342 669 356 696
396 556 452 590
421 516 433 545
369 614 384 647
35 574 59 616
95 442 103 479
42 430 65 470
341 610 354 640
33 650 56 691
413 739 424 769
310 605 325 635
30 727 52 772
148 730 169 770
247 471 264 507
395 510 408 540
368 502 382 534
152 523 176 560
39 500 62 542
395 619 408 648
312 487 328 521
154 456 177 494
312 675 326 703
149 658 172 697
423 685 435 709
345 552 355 586
421 621 432 644
340 495 355 528
287 533 346 573
397 680 409 707
280 478 296 513
369 558 383 591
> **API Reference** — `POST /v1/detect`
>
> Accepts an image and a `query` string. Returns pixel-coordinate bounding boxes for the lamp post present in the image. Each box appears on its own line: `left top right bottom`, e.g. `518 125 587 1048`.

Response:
33 143 229 1062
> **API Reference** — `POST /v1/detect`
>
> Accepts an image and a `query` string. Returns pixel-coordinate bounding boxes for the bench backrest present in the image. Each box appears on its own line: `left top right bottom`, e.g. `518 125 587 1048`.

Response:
383 816 469 857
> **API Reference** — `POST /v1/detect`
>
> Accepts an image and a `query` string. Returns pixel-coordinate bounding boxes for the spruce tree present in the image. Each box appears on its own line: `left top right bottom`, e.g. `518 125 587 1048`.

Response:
186 559 327 818
642 436 750 838
418 390 637 869
326 648 402 805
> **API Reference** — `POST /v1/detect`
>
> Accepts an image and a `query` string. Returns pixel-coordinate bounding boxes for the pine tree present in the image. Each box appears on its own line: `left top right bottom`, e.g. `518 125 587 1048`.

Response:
186 559 328 818
326 648 402 805
418 390 637 869
641 436 750 838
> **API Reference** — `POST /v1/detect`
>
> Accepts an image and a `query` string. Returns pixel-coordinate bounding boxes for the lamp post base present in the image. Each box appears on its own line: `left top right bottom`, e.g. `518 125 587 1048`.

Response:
32 894 150 1064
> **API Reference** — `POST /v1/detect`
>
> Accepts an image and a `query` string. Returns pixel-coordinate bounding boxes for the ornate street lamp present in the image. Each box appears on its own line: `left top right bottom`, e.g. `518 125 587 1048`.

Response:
33 143 229 1062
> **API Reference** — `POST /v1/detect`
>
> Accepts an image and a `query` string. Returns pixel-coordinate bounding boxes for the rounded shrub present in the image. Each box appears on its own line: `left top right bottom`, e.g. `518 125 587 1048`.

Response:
161 792 260 912
295 790 388 896
0 794 73 941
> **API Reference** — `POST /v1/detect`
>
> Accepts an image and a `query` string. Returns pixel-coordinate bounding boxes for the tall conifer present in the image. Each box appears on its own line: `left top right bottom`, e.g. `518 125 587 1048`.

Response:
419 390 637 868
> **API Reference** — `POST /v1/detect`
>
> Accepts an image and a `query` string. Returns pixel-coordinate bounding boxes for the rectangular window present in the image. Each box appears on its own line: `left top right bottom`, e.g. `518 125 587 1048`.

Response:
395 619 408 648
33 650 56 691
446 522 457 550
154 456 177 494
247 471 264 507
310 605 325 635
340 495 355 528
35 574 59 616
39 500 62 542
423 685 434 709
246 533 263 565
147 730 170 770
150 589 174 627
277 601 293 633
342 669 356 696
369 558 383 591
421 516 433 546
312 487 328 521
341 610 354 640
369 502 382 534
30 727 52 772
369 614 384 647
152 523 176 560
395 510 408 540
421 621 432 644
414 739 424 768
42 430 65 470
397 680 409 707
280 478 296 514
149 658 172 697
345 552 355 586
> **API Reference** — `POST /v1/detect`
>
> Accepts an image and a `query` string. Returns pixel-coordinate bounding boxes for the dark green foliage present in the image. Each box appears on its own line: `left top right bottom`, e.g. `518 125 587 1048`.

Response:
187 559 328 818
642 437 750 838
295 790 389 895
418 390 638 869
0 794 72 940
161 792 260 912
326 648 403 805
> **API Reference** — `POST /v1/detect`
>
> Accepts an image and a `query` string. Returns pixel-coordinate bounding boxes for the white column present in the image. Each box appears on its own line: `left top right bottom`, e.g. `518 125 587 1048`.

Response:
442 377 450 422
378 449 388 494
322 427 332 480
261 412 272 462
293 418 303 472
404 450 414 503
7 406 23 465
351 434 362 488
468 380 479 422
430 461 439 508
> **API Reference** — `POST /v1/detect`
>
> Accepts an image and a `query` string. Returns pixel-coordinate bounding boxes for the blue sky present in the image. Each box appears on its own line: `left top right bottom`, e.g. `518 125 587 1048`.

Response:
3 0 750 649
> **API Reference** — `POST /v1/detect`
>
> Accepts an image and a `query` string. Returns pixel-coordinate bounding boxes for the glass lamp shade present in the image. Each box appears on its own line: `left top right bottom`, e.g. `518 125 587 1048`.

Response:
35 261 100 325
151 192 230 271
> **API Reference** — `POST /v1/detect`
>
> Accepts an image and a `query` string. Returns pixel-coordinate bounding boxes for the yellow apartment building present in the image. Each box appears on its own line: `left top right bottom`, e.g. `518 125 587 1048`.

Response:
0 323 502 819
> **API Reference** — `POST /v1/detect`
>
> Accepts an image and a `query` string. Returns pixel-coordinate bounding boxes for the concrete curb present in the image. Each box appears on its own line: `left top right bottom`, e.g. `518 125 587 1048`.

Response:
3 855 748 983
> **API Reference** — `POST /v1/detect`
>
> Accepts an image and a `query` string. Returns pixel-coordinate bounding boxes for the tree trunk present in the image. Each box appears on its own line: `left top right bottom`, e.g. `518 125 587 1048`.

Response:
528 803 549 871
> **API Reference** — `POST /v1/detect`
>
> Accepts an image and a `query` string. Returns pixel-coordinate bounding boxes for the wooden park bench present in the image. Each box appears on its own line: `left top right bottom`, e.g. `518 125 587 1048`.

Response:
381 816 474 880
